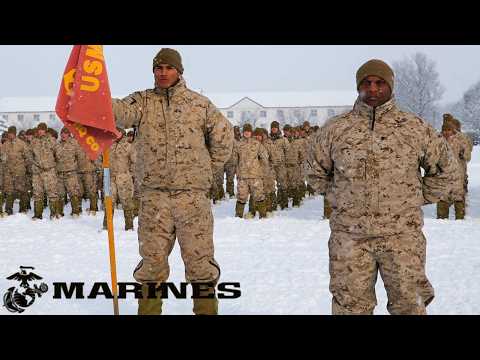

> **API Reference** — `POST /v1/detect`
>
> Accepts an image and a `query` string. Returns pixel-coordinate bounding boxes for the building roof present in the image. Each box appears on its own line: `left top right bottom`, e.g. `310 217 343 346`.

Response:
204 90 358 109
0 90 358 113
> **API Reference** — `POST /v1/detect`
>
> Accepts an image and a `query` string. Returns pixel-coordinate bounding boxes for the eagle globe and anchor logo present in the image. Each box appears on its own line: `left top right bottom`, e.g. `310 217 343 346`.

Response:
3 266 48 313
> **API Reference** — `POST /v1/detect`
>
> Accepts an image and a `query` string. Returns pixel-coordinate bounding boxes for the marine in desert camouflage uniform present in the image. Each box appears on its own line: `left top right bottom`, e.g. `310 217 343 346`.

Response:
233 123 269 219
436 117 469 220
112 48 233 315
269 121 290 210
102 128 136 231
27 122 61 220
308 59 458 315
54 127 82 217
2 126 30 215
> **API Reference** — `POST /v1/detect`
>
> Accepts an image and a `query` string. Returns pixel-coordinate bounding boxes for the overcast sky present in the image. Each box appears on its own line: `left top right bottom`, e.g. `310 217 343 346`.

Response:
1 45 479 104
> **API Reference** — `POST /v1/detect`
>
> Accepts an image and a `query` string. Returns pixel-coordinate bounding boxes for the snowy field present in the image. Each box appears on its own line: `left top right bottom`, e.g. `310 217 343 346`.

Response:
1 147 480 315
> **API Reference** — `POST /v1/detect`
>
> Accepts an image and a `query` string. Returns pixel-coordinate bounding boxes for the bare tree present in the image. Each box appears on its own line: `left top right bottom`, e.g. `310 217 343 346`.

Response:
393 53 445 128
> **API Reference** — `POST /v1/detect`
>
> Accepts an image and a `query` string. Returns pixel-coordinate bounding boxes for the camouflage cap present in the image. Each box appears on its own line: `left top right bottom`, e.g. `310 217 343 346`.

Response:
153 48 184 74
48 128 58 138
7 126 16 134
283 124 292 131
243 123 253 133
37 122 48 131
356 59 394 91
271 121 280 129
303 121 311 128
61 126 70 134
26 129 34 136
253 128 263 137
443 113 454 121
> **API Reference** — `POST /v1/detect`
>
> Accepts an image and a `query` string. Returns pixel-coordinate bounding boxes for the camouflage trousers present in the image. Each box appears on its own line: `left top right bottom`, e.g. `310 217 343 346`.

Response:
133 189 220 285
236 178 265 204
111 173 134 210
224 163 236 193
329 230 433 315
78 172 97 199
3 169 27 194
57 171 81 199
32 168 59 202
133 176 141 199
273 165 288 191
286 165 303 189
263 173 276 194
214 169 224 192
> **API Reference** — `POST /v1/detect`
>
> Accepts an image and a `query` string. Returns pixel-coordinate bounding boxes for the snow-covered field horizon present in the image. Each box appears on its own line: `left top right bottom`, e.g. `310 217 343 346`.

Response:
1 147 480 315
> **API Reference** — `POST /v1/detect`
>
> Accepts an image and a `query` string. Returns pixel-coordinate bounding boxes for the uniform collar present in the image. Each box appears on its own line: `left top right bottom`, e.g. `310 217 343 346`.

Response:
353 96 397 120
154 78 187 99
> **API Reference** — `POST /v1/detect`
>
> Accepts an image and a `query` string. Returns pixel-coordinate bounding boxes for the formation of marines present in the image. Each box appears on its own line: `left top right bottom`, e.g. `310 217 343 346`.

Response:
0 49 476 316
210 121 322 219
0 123 138 230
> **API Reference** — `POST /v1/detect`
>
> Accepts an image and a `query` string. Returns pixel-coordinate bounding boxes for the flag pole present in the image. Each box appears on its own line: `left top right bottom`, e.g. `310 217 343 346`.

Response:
103 148 120 315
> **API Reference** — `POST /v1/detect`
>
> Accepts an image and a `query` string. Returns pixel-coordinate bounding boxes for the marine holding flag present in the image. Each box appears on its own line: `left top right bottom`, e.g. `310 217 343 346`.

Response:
112 48 234 315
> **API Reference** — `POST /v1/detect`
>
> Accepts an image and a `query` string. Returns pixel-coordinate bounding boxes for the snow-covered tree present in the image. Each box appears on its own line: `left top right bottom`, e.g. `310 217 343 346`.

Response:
459 81 480 132
443 80 480 133
393 52 445 128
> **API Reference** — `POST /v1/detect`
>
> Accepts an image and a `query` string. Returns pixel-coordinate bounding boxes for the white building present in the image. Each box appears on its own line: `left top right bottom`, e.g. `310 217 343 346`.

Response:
207 90 357 128
0 90 357 133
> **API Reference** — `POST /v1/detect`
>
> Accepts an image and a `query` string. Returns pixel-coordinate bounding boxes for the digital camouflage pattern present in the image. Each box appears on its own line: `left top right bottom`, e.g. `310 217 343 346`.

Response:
27 135 59 202
308 96 457 315
233 137 269 203
111 77 233 303
2 137 29 194
55 136 82 199
109 137 136 211
308 97 459 236
133 189 220 284
112 79 233 192
329 230 432 315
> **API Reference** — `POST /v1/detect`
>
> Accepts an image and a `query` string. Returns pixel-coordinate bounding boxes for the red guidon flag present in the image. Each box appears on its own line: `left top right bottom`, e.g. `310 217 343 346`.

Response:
56 45 121 160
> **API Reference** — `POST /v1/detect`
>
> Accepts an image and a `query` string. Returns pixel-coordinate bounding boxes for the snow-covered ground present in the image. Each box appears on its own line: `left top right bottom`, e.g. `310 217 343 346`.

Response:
1 147 480 315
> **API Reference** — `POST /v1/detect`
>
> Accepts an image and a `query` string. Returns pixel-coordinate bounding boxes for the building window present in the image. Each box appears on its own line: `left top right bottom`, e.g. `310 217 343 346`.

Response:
227 111 234 118
17 114 24 121
310 109 318 116
33 114 40 121
1 114 7 121
259 111 267 118
49 114 56 121
327 109 335 117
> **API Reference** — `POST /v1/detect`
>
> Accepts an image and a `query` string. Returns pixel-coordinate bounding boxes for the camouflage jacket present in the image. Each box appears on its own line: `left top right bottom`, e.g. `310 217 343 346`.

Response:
307 97 458 236
261 138 276 179
55 137 81 173
296 137 308 164
285 137 305 166
234 137 269 179
28 135 57 174
110 137 136 178
269 134 290 167
77 143 99 173
445 134 467 200
456 132 473 165
224 138 240 168
112 79 233 192
1 138 29 175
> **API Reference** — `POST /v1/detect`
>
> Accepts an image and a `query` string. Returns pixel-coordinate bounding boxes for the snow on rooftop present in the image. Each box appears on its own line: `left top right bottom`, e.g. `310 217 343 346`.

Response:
203 90 358 108
0 90 357 113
